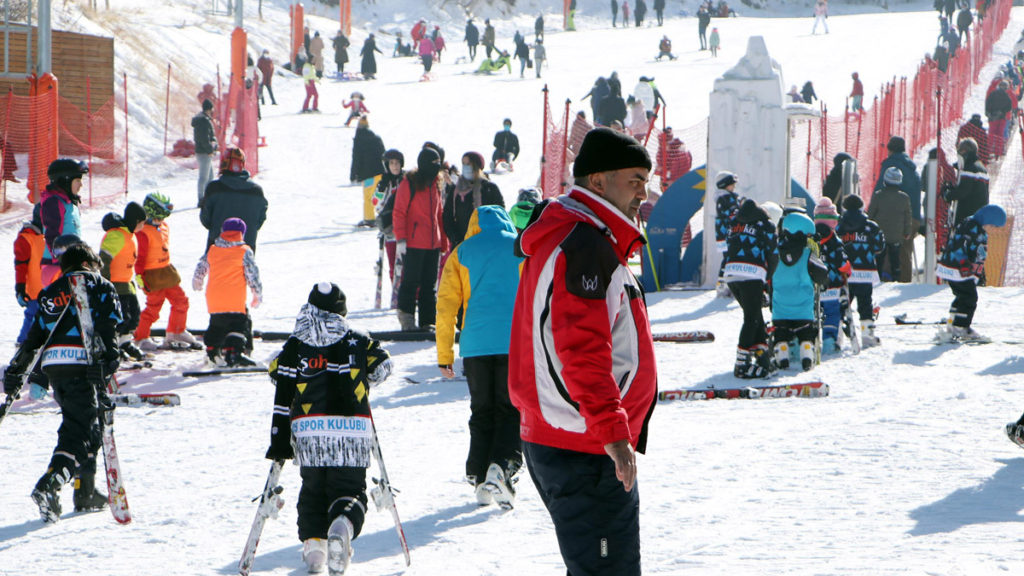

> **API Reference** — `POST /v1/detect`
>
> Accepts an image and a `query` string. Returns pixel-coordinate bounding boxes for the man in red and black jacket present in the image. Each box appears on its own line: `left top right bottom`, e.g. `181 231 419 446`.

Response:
509 127 656 576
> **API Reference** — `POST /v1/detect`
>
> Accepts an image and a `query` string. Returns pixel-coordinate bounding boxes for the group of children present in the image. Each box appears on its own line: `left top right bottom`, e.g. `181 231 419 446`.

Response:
715 167 1006 379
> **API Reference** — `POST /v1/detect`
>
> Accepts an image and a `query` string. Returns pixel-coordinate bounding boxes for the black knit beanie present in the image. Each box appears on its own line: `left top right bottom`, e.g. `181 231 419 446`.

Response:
308 282 347 316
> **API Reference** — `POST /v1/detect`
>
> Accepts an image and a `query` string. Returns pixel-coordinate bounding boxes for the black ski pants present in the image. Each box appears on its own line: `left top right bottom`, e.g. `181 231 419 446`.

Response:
116 293 140 337
948 279 978 327
848 282 875 321
523 441 641 576
397 247 439 328
204 312 253 351
729 279 767 349
297 466 368 542
463 355 522 482
44 371 102 482
773 319 817 345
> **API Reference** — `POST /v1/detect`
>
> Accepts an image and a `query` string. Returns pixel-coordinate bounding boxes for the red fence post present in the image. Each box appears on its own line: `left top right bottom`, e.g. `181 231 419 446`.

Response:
561 98 570 193
541 85 549 197
163 63 171 157
123 72 129 196
87 77 93 206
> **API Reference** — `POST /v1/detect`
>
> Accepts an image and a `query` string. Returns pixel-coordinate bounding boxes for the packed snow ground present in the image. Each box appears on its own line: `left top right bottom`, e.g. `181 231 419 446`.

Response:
1 2 1024 575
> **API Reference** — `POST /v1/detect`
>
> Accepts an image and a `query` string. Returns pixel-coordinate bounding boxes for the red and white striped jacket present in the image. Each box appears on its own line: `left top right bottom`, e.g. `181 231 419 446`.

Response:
509 186 657 455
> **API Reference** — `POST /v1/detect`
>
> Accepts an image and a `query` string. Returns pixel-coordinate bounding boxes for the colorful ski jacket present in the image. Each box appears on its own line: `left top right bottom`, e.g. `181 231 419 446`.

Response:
723 200 777 282
771 213 828 322
99 214 138 295
39 184 81 264
937 216 987 283
193 230 262 315
509 186 657 456
714 189 741 251
135 220 182 292
814 223 852 290
436 206 521 366
14 222 44 300
837 209 885 285
268 305 392 467
15 271 121 378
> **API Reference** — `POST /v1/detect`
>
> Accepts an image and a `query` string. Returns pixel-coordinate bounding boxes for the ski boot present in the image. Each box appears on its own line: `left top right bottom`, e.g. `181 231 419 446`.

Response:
734 348 752 378
774 341 790 370
73 473 108 512
951 325 991 344
822 336 838 355
861 320 880 348
466 475 493 505
135 337 162 352
222 333 256 367
1006 421 1024 449
302 538 327 573
327 516 354 575
397 310 417 332
164 330 203 351
118 335 148 361
483 462 517 510
31 468 71 523
799 341 815 371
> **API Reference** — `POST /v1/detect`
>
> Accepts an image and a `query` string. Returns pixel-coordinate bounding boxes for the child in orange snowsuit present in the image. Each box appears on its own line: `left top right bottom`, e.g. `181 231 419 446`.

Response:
14 205 44 344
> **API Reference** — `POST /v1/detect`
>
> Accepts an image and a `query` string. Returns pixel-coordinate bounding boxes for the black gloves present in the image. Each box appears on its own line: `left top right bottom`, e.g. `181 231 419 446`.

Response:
3 367 22 395
15 283 28 307
265 413 294 460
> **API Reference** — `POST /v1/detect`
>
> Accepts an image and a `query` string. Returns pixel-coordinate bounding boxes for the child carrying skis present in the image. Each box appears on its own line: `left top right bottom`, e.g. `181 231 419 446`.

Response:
2 243 121 522
192 218 263 366
133 193 201 351
935 204 1006 343
813 198 852 354
771 212 829 371
723 199 778 379
837 194 886 347
265 282 394 575
98 201 148 361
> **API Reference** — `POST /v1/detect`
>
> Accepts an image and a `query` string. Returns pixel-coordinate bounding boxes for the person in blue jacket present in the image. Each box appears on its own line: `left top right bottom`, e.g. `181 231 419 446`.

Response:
837 195 886 347
935 203 1005 343
771 212 829 371
723 199 779 379
436 205 523 509
874 136 922 282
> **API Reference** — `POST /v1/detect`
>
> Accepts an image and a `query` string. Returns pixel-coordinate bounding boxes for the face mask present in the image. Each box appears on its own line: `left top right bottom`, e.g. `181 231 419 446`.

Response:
461 164 475 180
504 125 511 132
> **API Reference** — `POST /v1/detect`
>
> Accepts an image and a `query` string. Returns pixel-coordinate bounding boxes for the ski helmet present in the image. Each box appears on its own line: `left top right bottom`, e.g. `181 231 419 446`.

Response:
52 234 84 260
220 146 246 173
382 149 405 171
715 171 737 190
47 158 89 181
143 192 174 220
761 201 784 225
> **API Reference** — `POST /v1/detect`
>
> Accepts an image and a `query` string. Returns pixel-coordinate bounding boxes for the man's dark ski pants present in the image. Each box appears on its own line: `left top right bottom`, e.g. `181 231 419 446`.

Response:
523 441 641 575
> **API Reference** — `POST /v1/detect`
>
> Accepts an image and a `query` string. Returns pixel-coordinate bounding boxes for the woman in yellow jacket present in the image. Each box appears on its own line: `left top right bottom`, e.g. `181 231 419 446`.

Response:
435 206 523 508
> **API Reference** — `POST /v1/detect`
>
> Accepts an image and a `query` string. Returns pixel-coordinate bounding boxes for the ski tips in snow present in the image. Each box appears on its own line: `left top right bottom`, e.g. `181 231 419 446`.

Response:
658 381 828 402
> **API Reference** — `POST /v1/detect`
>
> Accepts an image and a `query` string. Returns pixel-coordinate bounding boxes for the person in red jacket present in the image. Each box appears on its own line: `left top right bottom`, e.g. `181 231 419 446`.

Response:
509 127 656 576
850 71 864 112
392 147 448 331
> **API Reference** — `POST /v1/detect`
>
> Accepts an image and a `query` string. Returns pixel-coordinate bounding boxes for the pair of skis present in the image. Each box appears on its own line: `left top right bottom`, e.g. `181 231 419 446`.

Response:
69 274 132 525
238 412 410 575
658 381 829 402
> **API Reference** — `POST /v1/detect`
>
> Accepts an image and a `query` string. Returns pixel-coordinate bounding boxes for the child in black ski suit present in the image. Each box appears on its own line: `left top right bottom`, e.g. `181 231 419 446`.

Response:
722 199 778 378
935 203 1005 341
837 194 885 347
265 282 393 574
2 243 121 522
